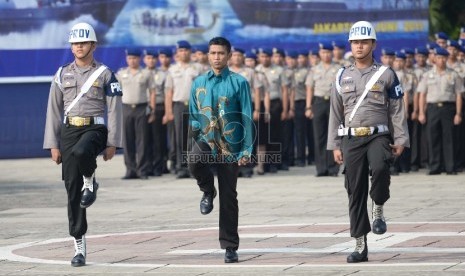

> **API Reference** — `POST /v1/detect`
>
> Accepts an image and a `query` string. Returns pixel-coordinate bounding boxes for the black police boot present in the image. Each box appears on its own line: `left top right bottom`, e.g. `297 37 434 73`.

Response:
80 174 98 208
224 247 239 263
347 235 368 263
200 187 217 215
372 202 387 235
71 235 86 267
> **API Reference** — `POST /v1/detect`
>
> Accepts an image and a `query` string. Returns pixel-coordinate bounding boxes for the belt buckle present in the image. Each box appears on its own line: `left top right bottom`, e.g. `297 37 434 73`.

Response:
73 117 85 127
354 127 371 137
324 95 330 100
131 104 137 108
437 102 443 107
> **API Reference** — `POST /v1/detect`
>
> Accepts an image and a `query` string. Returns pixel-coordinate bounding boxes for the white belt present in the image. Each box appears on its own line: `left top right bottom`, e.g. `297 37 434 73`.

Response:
338 124 389 137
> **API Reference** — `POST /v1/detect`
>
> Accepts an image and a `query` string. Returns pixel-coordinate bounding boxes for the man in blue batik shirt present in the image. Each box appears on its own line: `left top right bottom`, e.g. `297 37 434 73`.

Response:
188 37 253 264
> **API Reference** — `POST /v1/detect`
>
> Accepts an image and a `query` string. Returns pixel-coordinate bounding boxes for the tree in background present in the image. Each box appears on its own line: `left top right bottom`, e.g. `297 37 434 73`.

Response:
429 0 465 39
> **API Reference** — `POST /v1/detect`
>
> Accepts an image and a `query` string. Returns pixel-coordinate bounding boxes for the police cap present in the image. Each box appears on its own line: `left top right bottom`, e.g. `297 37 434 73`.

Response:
158 47 173 57
176 40 192 50
319 42 333 51
272 47 285 57
285 50 298 58
426 42 439 50
144 48 158 57
381 47 395 56
194 45 209 54
434 47 450 56
414 46 428 56
244 51 257 59
332 40 346 49
395 51 406 59
435 32 448 40
401 48 414 55
126 48 142 56
231 46 245 54
447 40 460 48
258 47 272 56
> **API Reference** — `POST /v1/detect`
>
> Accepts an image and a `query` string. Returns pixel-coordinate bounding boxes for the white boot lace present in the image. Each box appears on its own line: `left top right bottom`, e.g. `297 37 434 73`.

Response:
355 236 365 254
372 202 384 221
74 235 86 257
82 173 94 192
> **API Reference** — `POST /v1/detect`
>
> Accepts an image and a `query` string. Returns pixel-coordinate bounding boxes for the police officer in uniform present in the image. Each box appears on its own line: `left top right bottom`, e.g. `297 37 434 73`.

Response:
117 49 156 179
165 40 202 178
256 48 289 172
292 50 310 167
327 21 409 263
306 42 340 176
411 46 431 171
43 23 123 266
418 47 464 175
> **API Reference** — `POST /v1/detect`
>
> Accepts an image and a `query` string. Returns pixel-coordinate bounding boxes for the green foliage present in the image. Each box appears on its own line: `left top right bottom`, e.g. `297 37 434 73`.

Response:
429 0 465 39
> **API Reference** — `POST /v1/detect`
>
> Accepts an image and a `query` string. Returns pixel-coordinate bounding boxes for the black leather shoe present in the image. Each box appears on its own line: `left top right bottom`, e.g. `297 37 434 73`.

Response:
269 166 278 173
71 253 85 267
200 188 217 215
224 248 238 263
446 171 457 175
347 236 368 263
122 173 138 180
139 175 149 180
372 218 387 235
80 180 98 208
427 170 441 175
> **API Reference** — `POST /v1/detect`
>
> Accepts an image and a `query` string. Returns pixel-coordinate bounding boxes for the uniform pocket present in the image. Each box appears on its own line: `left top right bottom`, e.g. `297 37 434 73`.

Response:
87 81 104 99
62 79 77 100
367 90 385 105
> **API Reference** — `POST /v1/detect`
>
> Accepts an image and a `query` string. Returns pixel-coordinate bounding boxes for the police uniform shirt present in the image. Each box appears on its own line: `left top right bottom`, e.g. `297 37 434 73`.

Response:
327 62 409 150
294 67 309 101
165 62 202 103
395 69 418 105
284 67 295 89
417 67 464 103
306 62 340 98
447 61 465 79
43 60 123 149
413 64 431 83
197 62 211 74
256 64 289 100
154 68 168 104
117 67 155 104
255 70 270 102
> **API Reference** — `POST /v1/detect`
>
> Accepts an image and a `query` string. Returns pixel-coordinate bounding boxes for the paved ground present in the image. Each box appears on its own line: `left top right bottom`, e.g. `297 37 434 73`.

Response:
0 155 464 275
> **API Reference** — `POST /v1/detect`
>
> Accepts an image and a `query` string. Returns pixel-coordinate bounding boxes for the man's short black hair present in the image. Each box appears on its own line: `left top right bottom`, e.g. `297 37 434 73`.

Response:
208 37 231 53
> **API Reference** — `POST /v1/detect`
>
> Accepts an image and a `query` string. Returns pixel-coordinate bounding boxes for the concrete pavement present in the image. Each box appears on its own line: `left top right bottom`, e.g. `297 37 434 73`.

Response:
0 155 464 275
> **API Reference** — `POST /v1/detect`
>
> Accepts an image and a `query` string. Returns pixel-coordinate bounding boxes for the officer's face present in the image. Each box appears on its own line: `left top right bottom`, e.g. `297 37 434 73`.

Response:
447 46 457 57
143 55 157 69
350 39 375 61
434 55 447 69
245 58 256 68
333 47 345 59
436 39 447 49
158 54 172 67
297 55 307 67
126 55 141 69
208 44 230 72
177 48 191 63
272 53 284 65
405 54 414 67
285 56 296 68
259 53 271 66
319 49 332 63
196 51 208 63
381 55 394 67
71 41 95 59
230 52 244 66
393 58 405 70
414 54 427 66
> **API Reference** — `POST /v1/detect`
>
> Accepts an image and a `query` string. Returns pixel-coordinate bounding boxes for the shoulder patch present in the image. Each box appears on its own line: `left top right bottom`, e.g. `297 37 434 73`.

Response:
105 72 122 96
388 68 403 99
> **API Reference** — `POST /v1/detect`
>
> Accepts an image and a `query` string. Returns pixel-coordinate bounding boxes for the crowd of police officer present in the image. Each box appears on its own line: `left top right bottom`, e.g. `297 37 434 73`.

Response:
116 28 465 179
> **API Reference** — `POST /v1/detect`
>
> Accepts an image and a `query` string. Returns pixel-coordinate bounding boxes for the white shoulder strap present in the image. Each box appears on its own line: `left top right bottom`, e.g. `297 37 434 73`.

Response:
335 67 345 95
54 66 63 88
348 65 388 123
64 65 107 117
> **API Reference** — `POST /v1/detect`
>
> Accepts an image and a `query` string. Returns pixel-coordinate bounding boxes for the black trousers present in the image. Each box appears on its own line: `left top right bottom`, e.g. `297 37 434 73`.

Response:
123 104 150 176
267 99 283 168
60 124 107 238
410 118 424 168
426 103 456 173
148 103 167 174
282 118 294 167
188 141 240 250
342 134 392 238
312 97 339 175
173 102 189 171
293 100 307 165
